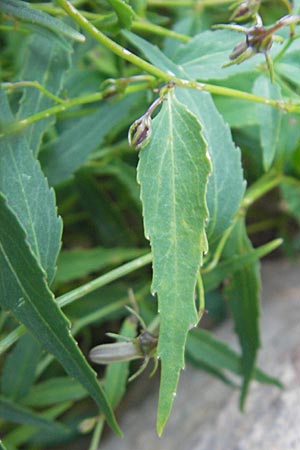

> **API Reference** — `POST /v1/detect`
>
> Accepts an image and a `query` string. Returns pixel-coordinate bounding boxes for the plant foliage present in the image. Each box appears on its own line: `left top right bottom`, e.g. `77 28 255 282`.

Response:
0 0 299 448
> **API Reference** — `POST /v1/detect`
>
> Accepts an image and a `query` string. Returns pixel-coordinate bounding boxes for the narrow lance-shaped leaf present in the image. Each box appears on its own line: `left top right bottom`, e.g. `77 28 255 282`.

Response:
17 33 72 156
0 89 62 285
138 89 211 434
0 440 7 450
252 75 282 171
1 334 41 401
0 396 67 434
224 218 261 409
0 0 85 42
0 194 121 436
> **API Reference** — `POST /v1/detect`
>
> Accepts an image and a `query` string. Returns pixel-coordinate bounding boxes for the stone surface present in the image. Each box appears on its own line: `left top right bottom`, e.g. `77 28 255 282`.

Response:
101 259 300 450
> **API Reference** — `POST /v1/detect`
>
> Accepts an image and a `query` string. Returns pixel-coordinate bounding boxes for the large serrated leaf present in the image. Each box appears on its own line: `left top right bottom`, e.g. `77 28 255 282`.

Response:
0 89 61 284
137 89 211 434
224 219 261 409
176 88 246 242
17 33 72 156
252 76 282 170
0 0 85 42
0 194 121 436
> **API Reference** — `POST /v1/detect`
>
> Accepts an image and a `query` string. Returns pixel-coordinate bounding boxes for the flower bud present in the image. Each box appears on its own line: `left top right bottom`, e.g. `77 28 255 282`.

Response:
230 0 261 23
128 113 152 150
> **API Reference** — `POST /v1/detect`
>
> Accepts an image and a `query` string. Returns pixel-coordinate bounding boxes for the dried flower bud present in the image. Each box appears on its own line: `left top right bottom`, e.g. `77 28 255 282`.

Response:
230 0 261 23
128 113 152 150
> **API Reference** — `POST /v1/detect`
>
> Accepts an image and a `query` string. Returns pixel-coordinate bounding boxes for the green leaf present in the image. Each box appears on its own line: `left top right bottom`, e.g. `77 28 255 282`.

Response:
224 219 261 409
0 89 62 284
17 33 72 156
281 180 300 222
0 395 67 433
0 194 121 436
3 403 72 449
0 441 7 450
0 0 85 42
277 51 300 87
176 88 246 242
1 334 41 401
186 328 282 388
252 76 282 171
41 94 140 186
175 30 262 81
106 0 135 28
55 246 146 285
103 317 138 408
122 30 185 77
95 160 142 208
22 378 87 407
137 89 211 434
203 238 282 293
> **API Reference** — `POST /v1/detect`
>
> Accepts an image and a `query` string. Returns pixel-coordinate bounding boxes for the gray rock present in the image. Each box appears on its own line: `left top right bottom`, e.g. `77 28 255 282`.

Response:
101 260 300 450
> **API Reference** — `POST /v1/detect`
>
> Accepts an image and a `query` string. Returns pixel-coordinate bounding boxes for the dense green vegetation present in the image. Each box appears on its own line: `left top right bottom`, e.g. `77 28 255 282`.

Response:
0 0 299 448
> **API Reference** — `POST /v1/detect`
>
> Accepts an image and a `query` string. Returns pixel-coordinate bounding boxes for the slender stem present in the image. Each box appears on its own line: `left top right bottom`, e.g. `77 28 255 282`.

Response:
273 34 300 63
196 272 205 321
132 20 190 42
0 25 28 33
0 82 151 137
55 0 170 80
242 171 284 208
0 253 152 356
147 0 232 6
58 253 152 308
54 0 300 114
2 81 65 104
88 419 105 450
0 325 26 354
202 222 236 273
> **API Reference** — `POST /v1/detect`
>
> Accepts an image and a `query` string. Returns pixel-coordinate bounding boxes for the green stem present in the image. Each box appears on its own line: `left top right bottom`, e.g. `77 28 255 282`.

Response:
131 19 190 42
88 419 105 450
0 253 152 356
196 272 205 320
273 34 300 63
54 1 300 114
242 170 284 208
0 82 151 137
0 325 26 354
2 81 65 104
58 253 152 308
55 0 169 80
